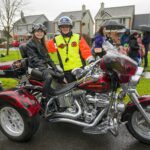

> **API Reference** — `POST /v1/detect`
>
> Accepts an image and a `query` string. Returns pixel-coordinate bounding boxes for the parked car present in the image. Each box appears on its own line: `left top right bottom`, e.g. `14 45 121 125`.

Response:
11 40 20 47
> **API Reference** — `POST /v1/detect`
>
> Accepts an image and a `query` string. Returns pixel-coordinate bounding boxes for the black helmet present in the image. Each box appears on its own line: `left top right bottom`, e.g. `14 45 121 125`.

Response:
58 16 73 28
32 24 47 34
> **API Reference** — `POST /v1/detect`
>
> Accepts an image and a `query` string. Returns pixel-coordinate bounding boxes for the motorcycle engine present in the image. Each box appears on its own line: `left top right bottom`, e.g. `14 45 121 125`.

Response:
57 90 85 108
57 93 73 108
82 93 110 123
86 93 110 107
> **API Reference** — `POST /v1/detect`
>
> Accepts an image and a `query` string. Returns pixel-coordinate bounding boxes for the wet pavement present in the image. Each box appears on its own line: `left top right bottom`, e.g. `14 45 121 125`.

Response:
0 118 149 150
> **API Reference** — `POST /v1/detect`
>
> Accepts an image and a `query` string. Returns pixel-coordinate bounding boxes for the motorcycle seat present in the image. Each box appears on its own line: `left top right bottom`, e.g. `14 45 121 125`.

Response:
53 81 77 95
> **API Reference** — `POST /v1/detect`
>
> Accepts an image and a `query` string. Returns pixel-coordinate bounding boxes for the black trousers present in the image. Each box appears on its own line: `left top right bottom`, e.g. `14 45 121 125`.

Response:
42 69 54 97
64 70 76 83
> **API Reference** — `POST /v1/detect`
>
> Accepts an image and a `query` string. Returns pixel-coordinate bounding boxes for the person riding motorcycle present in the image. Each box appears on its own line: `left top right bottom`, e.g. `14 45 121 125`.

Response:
26 23 63 100
47 16 95 83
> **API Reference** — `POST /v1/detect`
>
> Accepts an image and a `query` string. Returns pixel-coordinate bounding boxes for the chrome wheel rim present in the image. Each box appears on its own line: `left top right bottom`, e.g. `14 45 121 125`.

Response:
0 107 24 137
131 106 150 140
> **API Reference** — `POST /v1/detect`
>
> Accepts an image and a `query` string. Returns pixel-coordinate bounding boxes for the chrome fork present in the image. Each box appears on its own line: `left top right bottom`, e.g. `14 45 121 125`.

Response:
128 89 150 125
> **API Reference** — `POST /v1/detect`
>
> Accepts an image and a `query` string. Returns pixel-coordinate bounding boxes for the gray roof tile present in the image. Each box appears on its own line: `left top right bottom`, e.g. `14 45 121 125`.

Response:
54 10 88 22
95 5 134 19
14 14 47 25
133 14 150 29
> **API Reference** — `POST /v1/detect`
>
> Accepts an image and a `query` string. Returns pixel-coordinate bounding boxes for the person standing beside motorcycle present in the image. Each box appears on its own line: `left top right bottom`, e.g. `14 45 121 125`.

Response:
128 32 140 65
142 31 150 68
26 24 63 100
47 16 94 83
120 29 130 46
92 26 107 57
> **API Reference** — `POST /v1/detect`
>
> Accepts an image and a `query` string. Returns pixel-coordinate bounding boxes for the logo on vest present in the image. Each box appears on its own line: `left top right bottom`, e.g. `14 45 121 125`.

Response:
58 43 66 49
71 41 77 47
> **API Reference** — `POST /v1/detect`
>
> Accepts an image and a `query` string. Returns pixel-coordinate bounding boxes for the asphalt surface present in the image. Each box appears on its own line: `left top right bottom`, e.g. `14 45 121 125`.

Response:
0 118 149 150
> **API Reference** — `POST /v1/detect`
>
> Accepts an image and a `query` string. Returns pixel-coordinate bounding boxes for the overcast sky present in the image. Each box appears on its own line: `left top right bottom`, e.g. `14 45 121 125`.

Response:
24 0 150 20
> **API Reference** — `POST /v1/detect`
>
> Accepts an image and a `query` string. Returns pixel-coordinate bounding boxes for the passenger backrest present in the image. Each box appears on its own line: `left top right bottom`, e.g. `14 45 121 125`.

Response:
19 43 28 58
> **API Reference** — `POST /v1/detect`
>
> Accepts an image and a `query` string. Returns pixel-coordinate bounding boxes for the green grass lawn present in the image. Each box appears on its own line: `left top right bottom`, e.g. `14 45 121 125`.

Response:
0 50 150 97
0 49 21 62
0 49 21 89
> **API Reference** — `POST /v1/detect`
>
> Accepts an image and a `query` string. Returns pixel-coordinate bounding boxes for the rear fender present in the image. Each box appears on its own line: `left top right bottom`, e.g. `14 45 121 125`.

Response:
0 88 41 117
121 95 150 122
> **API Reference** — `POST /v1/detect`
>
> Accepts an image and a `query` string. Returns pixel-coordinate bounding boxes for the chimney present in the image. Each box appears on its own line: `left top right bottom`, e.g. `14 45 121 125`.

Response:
21 11 26 23
82 4 86 15
100 2 104 17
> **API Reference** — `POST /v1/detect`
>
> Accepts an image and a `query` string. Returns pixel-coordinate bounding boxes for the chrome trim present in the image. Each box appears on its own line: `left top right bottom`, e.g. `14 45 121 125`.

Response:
128 90 150 126
53 100 82 119
49 109 107 128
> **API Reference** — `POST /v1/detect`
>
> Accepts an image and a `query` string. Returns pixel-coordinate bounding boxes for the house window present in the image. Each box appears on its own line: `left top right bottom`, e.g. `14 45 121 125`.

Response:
120 18 126 24
17 26 24 31
122 18 125 24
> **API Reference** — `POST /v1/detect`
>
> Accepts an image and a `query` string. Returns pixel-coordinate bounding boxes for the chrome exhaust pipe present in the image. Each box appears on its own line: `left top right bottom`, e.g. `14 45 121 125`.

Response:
53 100 82 119
49 109 106 128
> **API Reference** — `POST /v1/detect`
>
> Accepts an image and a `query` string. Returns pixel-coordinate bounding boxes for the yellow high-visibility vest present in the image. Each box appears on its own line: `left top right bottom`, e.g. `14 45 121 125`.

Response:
54 33 83 71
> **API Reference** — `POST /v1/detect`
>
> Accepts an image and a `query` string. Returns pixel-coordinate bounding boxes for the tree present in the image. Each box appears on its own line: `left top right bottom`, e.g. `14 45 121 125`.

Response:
0 0 24 55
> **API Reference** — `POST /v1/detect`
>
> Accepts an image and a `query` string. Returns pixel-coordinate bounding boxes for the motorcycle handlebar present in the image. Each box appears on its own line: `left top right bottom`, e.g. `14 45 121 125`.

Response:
78 58 102 79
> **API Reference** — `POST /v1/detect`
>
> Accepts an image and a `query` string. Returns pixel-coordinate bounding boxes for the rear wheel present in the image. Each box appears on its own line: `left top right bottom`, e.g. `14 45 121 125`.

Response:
0 104 40 142
126 106 150 144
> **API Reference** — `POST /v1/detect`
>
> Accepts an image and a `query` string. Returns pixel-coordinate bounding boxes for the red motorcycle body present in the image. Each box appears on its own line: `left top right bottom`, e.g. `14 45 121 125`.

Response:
0 88 41 117
0 51 149 118
78 74 111 93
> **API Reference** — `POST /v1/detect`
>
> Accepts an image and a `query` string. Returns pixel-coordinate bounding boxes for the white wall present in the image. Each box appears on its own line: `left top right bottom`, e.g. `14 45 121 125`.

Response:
72 21 80 33
82 12 93 38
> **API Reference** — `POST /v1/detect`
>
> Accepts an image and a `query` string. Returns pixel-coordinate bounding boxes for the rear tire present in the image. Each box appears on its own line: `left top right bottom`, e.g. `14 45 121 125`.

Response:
0 104 40 142
126 106 150 144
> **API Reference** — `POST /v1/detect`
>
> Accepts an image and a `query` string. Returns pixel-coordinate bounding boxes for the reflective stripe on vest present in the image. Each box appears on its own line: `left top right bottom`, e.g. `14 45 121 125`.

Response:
55 34 83 71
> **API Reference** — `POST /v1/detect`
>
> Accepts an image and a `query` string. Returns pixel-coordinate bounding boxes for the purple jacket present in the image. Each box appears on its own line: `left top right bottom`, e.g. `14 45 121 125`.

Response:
94 33 106 48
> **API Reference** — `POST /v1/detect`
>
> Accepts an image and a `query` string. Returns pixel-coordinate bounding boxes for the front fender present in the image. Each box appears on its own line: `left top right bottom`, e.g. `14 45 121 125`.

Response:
0 88 41 117
121 95 150 122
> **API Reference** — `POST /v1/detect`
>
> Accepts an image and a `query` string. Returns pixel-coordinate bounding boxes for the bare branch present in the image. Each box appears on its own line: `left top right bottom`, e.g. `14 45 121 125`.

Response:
0 0 25 55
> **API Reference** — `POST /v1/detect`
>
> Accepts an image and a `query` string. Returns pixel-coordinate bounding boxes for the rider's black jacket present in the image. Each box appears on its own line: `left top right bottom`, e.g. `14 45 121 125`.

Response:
26 38 57 71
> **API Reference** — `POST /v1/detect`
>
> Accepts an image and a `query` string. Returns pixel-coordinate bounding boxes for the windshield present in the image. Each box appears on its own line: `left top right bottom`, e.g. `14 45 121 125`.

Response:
102 41 117 51
100 50 138 83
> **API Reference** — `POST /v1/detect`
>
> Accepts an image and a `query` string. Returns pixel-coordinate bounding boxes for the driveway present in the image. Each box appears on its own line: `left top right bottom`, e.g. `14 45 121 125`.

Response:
0 119 149 150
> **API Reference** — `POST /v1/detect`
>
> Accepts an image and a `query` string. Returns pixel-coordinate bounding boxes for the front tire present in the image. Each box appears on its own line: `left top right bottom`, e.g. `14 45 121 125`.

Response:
126 106 150 144
0 104 40 142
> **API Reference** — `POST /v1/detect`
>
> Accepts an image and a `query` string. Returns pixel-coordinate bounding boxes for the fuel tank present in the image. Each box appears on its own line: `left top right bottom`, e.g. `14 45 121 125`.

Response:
78 73 111 93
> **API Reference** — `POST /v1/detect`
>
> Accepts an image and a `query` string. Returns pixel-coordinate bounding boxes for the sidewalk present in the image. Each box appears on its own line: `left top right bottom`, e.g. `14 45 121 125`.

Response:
143 72 150 78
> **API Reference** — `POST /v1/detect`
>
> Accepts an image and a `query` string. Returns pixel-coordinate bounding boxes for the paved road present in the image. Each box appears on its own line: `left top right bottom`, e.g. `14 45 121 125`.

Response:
0 118 149 150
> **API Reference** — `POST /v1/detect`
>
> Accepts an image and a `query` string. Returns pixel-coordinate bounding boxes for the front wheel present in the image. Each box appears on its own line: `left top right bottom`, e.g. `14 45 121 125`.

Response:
0 104 40 142
126 105 150 144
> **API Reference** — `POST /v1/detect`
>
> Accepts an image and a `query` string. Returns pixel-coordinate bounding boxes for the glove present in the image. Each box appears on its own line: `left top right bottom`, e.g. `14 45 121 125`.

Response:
95 48 106 58
87 56 95 64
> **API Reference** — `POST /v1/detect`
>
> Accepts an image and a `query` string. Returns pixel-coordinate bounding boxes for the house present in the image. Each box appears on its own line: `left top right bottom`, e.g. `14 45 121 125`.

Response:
53 5 94 39
133 13 150 30
95 3 135 32
13 14 52 42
